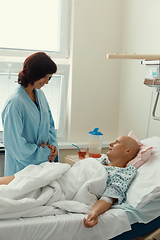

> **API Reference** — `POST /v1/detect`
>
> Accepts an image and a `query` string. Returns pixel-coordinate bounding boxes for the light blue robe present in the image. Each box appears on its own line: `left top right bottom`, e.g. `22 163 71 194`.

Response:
1 85 59 176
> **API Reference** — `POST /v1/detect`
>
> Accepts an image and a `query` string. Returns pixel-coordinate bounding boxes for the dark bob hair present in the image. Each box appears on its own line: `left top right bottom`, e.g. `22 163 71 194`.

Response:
18 52 57 87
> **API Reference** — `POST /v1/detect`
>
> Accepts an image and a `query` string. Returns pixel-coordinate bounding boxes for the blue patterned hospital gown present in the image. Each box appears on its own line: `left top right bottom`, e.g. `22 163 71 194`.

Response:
96 155 137 204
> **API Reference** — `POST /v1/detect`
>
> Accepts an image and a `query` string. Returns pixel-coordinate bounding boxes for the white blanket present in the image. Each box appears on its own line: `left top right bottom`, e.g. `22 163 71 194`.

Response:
0 158 132 239
0 158 108 219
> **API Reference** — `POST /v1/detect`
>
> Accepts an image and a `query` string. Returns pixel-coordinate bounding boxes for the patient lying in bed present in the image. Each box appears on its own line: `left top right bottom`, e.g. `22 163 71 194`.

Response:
0 135 139 228
84 135 139 228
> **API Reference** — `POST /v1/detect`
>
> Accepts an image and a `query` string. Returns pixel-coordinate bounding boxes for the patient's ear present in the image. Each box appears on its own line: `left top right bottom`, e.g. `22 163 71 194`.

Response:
126 148 132 155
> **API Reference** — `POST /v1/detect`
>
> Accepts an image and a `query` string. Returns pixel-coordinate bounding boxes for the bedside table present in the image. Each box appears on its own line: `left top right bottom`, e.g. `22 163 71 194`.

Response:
65 154 89 166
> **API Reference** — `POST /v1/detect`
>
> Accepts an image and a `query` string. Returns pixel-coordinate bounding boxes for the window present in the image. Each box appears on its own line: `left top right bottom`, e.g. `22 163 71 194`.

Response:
0 74 18 132
0 0 71 142
0 0 70 59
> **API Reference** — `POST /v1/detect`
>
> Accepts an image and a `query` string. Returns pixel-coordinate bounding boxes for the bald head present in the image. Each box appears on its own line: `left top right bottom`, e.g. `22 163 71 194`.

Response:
107 135 139 167
121 136 139 161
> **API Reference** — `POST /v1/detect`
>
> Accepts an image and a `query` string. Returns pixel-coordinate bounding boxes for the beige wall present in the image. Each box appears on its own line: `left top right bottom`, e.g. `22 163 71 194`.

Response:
67 0 123 143
119 0 160 139
65 0 160 152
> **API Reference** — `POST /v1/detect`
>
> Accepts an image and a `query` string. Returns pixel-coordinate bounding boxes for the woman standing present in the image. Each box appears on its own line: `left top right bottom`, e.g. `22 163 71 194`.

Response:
1 52 59 176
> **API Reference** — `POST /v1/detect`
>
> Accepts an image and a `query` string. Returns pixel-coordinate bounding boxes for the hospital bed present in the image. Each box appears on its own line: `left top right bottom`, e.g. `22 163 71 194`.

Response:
0 136 160 240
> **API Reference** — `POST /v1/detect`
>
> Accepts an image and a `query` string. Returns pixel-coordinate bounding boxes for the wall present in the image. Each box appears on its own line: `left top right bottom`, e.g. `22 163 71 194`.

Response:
61 0 160 161
119 0 160 139
67 0 123 143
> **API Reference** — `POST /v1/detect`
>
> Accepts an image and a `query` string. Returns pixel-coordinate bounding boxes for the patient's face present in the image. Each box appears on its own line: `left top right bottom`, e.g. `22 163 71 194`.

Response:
107 136 128 160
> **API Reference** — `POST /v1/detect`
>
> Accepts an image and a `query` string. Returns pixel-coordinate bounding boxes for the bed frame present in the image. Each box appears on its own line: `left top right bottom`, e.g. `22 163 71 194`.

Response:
111 215 160 240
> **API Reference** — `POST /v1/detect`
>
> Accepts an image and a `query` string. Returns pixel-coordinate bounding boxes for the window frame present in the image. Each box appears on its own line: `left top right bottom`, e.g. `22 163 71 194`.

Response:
0 0 71 60
0 0 71 143
52 63 70 142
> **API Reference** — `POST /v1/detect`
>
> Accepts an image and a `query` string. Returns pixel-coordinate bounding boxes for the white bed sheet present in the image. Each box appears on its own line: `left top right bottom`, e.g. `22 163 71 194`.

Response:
0 158 131 240
0 158 108 219
113 195 160 225
1 136 160 240
1 197 160 240
0 209 131 240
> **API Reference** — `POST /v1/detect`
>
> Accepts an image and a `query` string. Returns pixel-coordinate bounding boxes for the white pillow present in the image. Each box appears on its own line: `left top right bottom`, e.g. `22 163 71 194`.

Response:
125 136 160 209
127 131 153 169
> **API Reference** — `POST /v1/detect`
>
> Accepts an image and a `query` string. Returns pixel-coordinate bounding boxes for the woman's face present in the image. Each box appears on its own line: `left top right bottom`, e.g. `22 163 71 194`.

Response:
33 74 52 89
